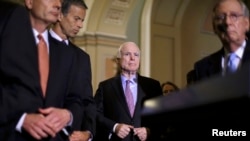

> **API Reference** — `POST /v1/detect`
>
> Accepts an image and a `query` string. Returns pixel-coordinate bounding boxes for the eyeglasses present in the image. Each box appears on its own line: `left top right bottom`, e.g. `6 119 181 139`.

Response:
214 13 244 22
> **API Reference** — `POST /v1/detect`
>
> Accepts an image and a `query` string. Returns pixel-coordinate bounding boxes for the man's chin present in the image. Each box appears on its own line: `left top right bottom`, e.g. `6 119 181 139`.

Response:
221 34 237 42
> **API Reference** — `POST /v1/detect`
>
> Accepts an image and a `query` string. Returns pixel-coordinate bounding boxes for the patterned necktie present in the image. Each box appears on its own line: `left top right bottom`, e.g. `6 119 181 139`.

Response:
125 80 135 117
38 34 49 96
226 53 238 73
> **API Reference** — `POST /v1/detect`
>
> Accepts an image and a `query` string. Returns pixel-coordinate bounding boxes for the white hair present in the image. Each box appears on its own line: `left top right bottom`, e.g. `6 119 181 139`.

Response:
116 42 140 58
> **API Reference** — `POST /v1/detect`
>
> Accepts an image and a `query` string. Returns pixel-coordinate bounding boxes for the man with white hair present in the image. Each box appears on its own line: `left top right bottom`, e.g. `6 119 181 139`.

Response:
94 42 162 141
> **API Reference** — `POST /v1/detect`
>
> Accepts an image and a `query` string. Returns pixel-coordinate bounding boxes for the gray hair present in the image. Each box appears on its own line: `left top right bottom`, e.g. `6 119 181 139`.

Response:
116 42 140 58
213 0 249 17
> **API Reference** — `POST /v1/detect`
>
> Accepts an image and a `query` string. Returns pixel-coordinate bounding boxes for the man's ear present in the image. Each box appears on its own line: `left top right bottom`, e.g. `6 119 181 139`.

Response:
58 13 63 22
244 17 249 32
24 0 33 9
116 58 120 63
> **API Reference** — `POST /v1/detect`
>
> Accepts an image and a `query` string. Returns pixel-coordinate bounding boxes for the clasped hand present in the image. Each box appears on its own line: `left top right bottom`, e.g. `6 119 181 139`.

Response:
22 107 71 140
115 123 147 141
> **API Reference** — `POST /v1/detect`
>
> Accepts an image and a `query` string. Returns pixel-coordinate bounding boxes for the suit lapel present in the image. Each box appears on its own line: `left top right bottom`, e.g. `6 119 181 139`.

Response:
242 41 250 65
44 35 59 99
208 48 224 75
111 76 133 117
45 35 73 100
134 75 145 115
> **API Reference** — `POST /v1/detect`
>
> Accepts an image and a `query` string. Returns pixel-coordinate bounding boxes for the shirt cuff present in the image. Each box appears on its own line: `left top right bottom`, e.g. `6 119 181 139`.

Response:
86 130 93 141
113 123 118 133
67 110 73 126
109 123 118 139
63 111 73 136
16 113 27 133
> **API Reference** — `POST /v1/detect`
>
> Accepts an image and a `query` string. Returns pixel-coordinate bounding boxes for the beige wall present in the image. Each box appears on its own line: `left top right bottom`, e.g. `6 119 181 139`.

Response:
181 0 221 87
75 0 143 93
75 0 224 91
150 0 185 89
10 0 233 93
146 0 221 88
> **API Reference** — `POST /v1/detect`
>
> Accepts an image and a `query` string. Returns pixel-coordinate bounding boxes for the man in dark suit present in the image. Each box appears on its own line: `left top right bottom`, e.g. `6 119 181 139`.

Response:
49 0 96 141
94 42 162 141
0 0 87 140
189 0 250 83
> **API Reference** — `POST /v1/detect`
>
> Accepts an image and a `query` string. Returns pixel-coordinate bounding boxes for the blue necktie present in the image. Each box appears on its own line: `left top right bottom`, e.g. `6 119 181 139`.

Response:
226 53 238 73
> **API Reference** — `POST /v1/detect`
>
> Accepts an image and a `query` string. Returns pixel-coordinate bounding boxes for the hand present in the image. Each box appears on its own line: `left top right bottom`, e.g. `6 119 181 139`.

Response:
39 107 71 133
69 131 91 141
22 113 56 140
115 123 134 139
134 127 148 141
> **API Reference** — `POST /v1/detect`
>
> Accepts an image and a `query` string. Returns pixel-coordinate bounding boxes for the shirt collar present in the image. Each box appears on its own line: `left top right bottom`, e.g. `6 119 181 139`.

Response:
224 40 246 59
33 29 49 47
49 29 69 45
121 74 137 84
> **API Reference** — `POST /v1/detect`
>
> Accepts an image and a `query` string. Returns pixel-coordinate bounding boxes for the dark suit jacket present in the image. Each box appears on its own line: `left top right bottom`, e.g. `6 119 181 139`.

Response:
94 74 162 141
0 2 86 141
65 41 96 136
193 42 250 83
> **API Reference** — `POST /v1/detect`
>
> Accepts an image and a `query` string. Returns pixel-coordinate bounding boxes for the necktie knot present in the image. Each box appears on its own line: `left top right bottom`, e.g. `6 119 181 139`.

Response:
126 80 131 85
62 40 68 46
229 53 237 60
38 34 43 40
